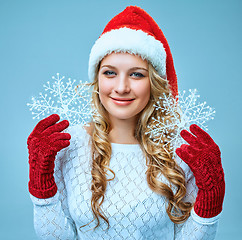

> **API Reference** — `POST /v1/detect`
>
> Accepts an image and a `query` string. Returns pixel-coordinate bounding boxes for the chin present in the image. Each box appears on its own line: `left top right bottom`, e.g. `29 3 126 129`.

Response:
108 110 140 121
103 102 146 121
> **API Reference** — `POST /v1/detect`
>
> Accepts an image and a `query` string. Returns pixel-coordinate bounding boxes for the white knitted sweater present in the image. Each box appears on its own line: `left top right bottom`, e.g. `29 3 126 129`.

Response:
29 124 221 240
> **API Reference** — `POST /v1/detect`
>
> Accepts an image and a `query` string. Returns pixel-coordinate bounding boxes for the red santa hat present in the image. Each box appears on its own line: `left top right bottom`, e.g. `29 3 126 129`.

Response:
88 5 178 97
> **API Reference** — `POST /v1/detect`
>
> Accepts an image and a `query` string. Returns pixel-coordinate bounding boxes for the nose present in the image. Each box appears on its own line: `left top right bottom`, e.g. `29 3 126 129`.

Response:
114 74 131 94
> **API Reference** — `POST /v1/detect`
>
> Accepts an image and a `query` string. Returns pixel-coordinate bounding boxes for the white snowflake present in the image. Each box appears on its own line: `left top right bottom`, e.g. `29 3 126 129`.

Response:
27 73 94 126
145 89 216 154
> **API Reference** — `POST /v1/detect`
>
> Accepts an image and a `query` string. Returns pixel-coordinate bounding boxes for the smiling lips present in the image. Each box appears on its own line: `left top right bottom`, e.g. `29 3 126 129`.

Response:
111 97 135 106
111 97 134 101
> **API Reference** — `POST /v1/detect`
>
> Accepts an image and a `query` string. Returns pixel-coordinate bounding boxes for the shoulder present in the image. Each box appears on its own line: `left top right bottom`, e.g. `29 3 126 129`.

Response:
57 123 92 159
66 123 91 149
55 123 92 171
175 154 194 181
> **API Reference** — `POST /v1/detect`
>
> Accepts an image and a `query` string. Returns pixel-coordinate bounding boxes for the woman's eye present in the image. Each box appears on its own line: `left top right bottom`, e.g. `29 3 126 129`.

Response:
103 71 144 78
103 70 116 76
131 72 145 78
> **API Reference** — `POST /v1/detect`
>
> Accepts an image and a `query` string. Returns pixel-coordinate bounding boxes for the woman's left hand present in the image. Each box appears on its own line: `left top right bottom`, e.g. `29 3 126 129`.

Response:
175 124 225 218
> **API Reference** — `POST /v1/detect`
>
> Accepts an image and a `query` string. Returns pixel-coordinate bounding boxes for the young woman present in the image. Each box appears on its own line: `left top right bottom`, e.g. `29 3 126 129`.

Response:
27 6 225 239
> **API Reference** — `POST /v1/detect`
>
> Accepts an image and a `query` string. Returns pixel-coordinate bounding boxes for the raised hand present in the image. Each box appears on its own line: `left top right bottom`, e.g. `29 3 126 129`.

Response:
175 124 225 218
27 114 71 199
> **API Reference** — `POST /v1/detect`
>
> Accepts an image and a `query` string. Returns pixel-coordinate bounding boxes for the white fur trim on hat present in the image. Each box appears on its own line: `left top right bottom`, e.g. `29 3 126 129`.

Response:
88 27 166 82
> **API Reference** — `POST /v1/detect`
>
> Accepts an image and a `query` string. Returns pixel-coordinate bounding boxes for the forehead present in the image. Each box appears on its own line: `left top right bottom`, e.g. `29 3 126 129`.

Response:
100 52 148 68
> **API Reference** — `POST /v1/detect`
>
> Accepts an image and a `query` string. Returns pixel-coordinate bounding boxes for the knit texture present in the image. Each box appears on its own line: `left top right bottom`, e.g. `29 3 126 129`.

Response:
176 124 225 218
29 124 221 240
27 114 71 199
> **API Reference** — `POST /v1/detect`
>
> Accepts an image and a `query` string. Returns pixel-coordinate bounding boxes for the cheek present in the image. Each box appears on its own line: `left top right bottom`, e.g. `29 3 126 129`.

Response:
98 78 113 102
133 80 150 101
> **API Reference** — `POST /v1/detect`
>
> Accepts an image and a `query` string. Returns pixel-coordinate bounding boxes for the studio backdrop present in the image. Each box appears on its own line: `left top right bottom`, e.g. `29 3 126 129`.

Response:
0 0 241 239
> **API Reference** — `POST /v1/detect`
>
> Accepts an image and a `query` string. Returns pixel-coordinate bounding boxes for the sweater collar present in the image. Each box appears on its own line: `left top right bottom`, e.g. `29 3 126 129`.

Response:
111 142 142 153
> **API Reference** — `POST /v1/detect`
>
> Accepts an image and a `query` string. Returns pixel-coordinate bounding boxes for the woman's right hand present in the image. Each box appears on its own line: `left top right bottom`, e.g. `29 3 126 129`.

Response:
27 114 71 199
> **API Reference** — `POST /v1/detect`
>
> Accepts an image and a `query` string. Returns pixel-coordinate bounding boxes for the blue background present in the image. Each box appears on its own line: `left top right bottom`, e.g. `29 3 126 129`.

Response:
0 0 241 239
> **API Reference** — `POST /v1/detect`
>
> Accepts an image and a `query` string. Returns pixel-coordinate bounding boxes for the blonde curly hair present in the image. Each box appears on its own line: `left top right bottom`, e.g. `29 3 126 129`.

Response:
78 56 193 231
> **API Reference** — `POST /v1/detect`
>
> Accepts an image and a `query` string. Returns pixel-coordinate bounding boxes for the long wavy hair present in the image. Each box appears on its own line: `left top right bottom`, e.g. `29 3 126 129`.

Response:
78 56 193 231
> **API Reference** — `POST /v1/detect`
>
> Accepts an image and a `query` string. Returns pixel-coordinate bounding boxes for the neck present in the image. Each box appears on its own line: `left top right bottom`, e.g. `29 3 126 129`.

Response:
108 115 139 144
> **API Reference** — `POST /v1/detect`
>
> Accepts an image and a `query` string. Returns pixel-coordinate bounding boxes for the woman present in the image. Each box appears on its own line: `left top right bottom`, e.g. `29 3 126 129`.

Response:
27 6 225 239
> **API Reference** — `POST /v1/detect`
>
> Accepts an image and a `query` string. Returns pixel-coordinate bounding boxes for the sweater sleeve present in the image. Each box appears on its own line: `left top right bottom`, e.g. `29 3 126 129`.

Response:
174 156 221 240
29 142 78 239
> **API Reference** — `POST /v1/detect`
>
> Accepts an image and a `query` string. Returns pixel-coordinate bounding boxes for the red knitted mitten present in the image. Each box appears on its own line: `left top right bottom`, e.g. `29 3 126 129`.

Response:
27 114 71 199
175 124 225 218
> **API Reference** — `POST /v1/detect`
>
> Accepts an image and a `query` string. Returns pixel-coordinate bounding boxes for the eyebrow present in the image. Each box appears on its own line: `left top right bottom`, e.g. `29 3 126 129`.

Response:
101 65 148 72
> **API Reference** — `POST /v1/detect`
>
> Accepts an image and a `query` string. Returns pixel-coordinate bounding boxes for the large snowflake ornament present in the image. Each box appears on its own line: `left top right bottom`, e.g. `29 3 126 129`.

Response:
145 89 215 154
27 73 94 126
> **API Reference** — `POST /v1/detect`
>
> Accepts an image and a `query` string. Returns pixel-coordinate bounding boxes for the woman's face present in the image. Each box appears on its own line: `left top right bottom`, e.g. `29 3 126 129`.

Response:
98 52 150 122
